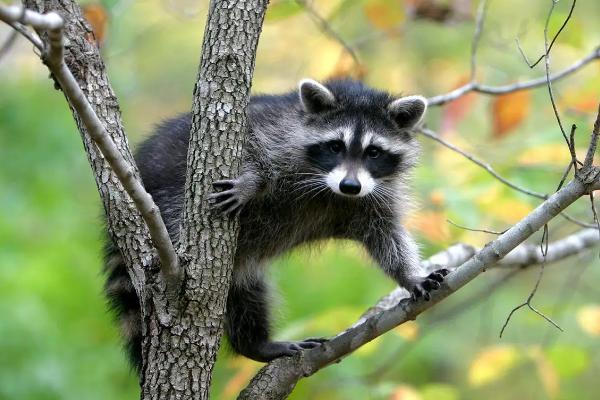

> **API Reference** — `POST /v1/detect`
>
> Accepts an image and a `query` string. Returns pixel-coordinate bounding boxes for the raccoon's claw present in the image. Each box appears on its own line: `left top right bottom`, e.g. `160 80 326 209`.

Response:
209 179 247 216
212 179 236 190
254 338 328 361
410 268 450 301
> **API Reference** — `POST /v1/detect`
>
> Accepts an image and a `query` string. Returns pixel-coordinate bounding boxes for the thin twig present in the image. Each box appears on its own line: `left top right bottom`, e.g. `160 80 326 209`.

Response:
584 102 600 169
5 20 43 50
447 218 506 235
470 0 490 81
590 193 600 255
500 225 563 337
421 127 598 229
419 127 547 199
295 0 360 66
0 29 18 61
542 0 571 150
427 45 600 106
516 0 576 69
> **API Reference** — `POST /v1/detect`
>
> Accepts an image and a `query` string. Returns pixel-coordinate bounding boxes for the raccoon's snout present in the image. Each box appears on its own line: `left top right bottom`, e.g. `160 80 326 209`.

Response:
339 178 361 195
326 166 375 198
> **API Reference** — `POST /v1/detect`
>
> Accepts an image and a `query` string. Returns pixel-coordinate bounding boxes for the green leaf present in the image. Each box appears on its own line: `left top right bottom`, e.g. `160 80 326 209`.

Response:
266 0 303 22
421 383 459 400
546 345 590 379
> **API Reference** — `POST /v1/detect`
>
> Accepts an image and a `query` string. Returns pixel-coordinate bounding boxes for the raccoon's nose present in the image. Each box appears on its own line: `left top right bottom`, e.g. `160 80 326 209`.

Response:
339 178 361 195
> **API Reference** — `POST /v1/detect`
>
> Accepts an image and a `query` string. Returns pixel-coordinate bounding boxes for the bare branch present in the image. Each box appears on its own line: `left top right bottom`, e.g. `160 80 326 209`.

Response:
499 225 563 337
4 19 43 50
470 0 489 81
542 0 571 151
419 127 547 199
295 0 360 66
420 127 597 229
447 218 506 235
240 176 598 398
427 46 600 106
0 4 181 297
584 102 600 169
0 28 18 60
516 0 576 69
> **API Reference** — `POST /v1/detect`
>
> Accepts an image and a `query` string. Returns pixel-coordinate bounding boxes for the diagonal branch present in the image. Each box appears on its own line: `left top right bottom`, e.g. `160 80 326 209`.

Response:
420 127 598 229
0 4 180 299
419 127 547 199
239 172 599 399
427 45 600 106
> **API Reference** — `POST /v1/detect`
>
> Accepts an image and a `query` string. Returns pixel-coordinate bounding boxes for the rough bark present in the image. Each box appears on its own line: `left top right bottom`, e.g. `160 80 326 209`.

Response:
21 0 151 308
140 1 268 399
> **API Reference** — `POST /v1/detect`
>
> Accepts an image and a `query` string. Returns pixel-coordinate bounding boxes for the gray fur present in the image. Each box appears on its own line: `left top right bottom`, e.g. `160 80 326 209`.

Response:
104 78 447 369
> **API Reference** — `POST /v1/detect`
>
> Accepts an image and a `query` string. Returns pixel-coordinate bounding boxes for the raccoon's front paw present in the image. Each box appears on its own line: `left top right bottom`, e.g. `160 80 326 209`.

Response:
208 179 249 216
410 269 450 301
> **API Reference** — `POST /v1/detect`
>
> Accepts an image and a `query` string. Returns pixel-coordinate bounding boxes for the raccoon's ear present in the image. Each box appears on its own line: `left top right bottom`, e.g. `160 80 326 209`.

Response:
388 95 428 129
299 79 336 113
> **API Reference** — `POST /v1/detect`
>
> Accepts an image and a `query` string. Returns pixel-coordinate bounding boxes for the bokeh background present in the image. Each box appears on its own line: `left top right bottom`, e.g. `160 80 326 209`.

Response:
1 0 600 399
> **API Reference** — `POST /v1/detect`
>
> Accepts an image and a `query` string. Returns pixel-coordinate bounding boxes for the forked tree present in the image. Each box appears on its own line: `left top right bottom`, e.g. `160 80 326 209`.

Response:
1 0 599 399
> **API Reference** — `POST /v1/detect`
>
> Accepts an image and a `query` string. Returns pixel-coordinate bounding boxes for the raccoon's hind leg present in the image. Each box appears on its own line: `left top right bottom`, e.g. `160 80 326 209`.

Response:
225 276 326 362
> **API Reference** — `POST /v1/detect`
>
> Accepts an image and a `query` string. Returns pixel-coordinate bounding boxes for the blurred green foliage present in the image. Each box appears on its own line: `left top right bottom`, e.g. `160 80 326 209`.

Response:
1 0 600 399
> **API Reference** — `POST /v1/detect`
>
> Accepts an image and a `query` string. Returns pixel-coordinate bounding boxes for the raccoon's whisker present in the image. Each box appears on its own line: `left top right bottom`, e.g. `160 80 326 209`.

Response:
307 184 330 202
295 182 327 201
370 188 395 215
291 179 324 195
374 185 401 202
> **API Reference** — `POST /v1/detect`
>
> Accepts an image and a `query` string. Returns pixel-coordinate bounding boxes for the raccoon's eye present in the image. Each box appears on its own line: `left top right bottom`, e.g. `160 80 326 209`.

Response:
365 146 381 159
329 141 344 154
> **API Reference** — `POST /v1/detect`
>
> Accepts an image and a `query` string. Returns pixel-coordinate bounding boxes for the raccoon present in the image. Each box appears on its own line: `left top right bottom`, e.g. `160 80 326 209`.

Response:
103 78 449 370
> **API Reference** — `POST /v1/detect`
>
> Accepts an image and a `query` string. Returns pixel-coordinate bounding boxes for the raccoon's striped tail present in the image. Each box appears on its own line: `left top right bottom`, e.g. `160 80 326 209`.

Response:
103 242 143 372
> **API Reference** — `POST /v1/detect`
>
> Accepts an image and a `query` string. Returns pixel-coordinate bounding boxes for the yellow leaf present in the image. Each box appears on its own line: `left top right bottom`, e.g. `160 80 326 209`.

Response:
491 91 531 138
394 321 419 341
429 189 445 207
364 0 405 31
389 385 422 400
528 346 560 399
468 345 520 387
476 187 533 224
433 134 479 186
518 143 574 166
576 305 600 336
222 357 262 398
355 335 382 357
406 210 450 243
328 51 368 80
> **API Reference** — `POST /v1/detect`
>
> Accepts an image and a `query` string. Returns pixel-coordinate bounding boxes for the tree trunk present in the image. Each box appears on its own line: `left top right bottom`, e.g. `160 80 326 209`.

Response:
141 1 268 398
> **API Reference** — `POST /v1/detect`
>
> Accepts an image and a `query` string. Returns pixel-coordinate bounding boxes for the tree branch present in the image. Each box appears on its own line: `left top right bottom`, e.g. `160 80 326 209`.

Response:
0 3 181 300
240 175 598 399
427 45 600 106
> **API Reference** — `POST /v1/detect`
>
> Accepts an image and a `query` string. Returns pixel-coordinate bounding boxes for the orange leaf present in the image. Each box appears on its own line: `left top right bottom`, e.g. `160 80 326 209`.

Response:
364 0 405 31
491 90 531 138
407 210 450 243
441 77 477 132
328 51 368 80
389 385 421 400
83 3 109 47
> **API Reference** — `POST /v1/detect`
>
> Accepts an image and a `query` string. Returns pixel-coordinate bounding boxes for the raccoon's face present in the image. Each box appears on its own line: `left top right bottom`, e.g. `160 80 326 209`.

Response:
299 79 426 198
